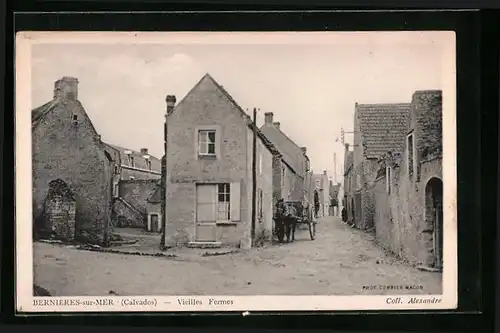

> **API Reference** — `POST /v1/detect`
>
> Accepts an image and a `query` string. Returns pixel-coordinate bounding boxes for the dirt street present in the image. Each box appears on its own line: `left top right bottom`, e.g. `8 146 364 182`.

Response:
33 216 442 296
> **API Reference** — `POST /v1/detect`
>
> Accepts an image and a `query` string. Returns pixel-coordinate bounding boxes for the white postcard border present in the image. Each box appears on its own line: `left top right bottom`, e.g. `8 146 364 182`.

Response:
15 31 457 313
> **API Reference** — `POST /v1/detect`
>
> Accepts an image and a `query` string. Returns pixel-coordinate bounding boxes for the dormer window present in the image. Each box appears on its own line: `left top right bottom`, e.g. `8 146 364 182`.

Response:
125 151 134 167
72 114 78 126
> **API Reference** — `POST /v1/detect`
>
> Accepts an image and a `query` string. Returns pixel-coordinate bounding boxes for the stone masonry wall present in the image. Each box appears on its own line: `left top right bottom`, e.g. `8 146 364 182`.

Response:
373 150 442 266
119 179 158 214
254 138 274 245
32 100 113 244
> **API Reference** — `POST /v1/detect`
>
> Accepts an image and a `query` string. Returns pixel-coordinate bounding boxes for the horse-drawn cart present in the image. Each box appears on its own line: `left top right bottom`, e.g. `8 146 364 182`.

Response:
274 200 316 242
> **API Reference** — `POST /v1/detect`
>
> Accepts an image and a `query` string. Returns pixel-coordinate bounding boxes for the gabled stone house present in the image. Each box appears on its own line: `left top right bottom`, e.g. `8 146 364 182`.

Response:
351 102 411 230
32 77 118 244
373 90 443 270
163 73 281 249
259 113 312 210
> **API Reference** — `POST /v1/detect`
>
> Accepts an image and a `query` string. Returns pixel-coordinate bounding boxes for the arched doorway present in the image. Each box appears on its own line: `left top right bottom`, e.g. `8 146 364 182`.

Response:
425 177 444 270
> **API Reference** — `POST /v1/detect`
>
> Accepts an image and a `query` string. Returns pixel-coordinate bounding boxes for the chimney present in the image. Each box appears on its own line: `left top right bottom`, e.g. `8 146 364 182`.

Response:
166 95 177 115
54 77 79 101
273 122 281 130
264 112 273 125
345 143 349 152
300 147 307 154
140 148 148 155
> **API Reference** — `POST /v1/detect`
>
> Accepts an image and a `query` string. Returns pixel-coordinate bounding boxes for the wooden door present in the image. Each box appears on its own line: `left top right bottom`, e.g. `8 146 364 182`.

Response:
151 214 159 232
195 184 217 242
433 200 443 270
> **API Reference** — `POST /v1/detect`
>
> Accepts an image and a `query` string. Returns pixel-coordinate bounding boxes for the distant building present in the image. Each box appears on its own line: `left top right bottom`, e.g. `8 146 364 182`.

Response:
32 77 117 244
373 90 443 270
329 181 341 216
164 73 280 249
311 171 330 218
351 102 411 230
104 145 161 181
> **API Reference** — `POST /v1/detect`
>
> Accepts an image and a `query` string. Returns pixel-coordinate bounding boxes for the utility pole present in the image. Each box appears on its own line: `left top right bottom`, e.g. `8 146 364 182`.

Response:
251 108 257 246
334 152 337 184
160 95 176 250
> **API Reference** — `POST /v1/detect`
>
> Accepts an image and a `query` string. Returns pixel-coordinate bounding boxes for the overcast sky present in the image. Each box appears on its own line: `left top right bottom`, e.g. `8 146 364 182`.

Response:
31 32 449 182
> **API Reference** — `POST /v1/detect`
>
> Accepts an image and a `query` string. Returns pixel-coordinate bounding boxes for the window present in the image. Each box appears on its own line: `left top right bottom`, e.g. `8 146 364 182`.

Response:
198 130 216 156
407 133 415 179
146 160 152 171
217 183 231 221
126 153 134 167
257 189 263 222
386 166 392 194
72 114 78 126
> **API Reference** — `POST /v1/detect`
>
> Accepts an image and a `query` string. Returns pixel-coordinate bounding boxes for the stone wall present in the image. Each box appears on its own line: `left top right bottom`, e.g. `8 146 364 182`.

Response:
113 179 158 228
32 99 113 244
373 138 443 266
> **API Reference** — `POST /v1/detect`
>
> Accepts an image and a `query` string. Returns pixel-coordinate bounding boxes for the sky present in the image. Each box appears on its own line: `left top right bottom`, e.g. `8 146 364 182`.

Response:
30 32 449 183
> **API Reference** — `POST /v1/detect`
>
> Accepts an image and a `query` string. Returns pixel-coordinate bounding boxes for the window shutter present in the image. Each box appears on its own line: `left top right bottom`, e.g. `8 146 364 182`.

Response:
230 182 241 221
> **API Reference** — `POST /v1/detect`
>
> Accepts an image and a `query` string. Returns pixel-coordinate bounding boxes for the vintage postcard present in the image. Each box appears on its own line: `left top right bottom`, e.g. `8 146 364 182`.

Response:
15 31 457 313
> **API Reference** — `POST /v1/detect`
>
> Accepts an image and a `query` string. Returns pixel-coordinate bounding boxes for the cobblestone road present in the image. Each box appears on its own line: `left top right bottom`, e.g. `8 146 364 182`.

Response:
34 216 442 296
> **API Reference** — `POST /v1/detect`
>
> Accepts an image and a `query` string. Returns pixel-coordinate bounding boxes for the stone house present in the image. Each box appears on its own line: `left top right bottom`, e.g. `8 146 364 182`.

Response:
260 113 311 209
311 171 330 218
102 144 162 230
329 181 341 216
163 73 281 249
343 146 355 222
351 102 411 230
373 90 443 270
104 145 161 181
32 77 118 245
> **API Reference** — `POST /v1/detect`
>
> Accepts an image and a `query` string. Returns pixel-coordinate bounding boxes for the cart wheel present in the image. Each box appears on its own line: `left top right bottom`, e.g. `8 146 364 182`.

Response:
309 221 316 240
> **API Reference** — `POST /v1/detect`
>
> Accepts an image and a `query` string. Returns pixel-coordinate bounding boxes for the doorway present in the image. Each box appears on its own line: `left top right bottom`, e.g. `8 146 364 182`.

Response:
150 214 159 233
425 177 444 270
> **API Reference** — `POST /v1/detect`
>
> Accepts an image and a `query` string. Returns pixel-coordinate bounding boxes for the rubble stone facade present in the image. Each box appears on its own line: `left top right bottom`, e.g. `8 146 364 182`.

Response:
32 77 116 245
373 90 443 268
